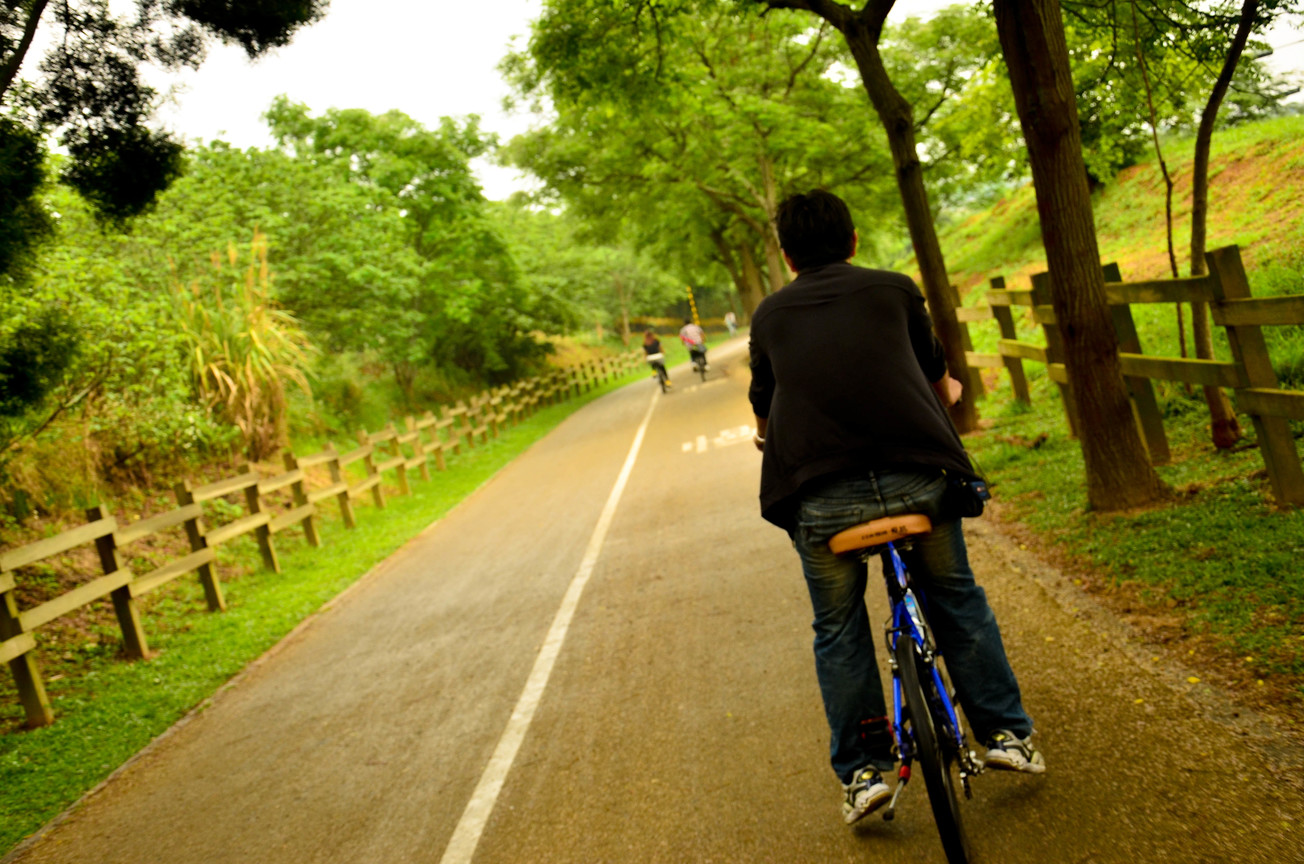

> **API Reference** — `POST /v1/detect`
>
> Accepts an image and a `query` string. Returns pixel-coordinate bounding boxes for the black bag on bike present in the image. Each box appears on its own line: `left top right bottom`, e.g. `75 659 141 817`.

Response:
942 472 991 519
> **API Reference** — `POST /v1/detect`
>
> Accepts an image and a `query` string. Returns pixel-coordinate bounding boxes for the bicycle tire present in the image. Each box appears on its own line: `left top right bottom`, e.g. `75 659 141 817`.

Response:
657 368 668 392
698 359 707 382
894 632 972 864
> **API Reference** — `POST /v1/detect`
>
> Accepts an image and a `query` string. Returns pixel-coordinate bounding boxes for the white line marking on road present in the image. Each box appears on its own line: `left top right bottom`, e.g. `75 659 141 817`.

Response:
438 388 660 864
682 426 755 454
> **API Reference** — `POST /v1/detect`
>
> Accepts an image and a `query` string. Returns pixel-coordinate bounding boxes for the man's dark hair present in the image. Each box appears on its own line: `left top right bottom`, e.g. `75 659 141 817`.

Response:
776 190 855 272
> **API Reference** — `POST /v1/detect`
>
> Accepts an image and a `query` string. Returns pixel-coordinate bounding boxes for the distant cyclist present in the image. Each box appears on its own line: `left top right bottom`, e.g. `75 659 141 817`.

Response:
725 310 738 337
642 329 671 389
679 317 708 372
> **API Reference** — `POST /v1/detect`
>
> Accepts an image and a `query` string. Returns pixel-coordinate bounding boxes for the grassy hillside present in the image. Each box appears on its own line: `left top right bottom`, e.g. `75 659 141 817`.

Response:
935 115 1304 303
912 115 1304 718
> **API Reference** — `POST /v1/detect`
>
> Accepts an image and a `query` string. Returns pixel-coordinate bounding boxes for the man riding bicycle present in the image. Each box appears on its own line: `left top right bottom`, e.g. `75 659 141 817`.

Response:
679 317 708 372
749 190 1044 827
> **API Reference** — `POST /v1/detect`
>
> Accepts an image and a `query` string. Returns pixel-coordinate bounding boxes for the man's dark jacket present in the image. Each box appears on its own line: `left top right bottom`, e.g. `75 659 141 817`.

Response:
748 261 975 532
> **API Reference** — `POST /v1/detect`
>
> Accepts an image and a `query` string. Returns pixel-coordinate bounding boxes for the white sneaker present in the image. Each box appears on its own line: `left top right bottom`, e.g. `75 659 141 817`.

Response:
983 730 1046 774
841 767 890 824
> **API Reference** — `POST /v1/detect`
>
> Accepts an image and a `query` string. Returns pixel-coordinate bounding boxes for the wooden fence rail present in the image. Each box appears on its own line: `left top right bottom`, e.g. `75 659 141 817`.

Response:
957 244 1304 506
0 351 642 728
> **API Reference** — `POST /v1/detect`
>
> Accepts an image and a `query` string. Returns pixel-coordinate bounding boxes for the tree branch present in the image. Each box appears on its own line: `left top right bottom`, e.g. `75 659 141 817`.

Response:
761 0 855 31
0 0 52 100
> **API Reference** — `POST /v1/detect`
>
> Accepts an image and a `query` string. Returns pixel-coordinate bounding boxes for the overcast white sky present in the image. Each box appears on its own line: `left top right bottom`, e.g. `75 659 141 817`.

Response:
38 0 1304 200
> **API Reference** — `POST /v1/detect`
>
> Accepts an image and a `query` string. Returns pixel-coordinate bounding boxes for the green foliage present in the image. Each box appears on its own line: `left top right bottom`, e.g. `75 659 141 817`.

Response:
0 179 234 496
139 141 425 359
881 5 1022 212
507 1 900 306
487 202 683 334
264 100 564 384
1061 0 1296 186
60 127 185 225
0 118 52 277
0 309 79 420
165 0 328 55
171 231 316 460
0 0 326 277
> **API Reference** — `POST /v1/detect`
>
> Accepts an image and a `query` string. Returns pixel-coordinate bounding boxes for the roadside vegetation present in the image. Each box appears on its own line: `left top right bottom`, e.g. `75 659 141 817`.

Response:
933 115 1304 716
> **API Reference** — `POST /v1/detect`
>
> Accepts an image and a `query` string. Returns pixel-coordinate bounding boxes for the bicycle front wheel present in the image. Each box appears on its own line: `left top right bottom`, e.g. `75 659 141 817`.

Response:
895 633 972 864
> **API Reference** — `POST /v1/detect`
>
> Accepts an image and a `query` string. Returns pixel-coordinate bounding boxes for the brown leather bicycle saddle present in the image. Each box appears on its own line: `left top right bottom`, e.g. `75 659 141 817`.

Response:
828 513 933 555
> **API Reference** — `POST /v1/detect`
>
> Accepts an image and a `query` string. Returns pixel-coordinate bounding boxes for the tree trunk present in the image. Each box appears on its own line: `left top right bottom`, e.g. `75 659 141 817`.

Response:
836 16 977 434
993 0 1166 511
613 273 632 346
711 228 766 317
758 153 788 295
0 0 50 100
393 362 417 406
738 241 768 315
1189 0 1256 449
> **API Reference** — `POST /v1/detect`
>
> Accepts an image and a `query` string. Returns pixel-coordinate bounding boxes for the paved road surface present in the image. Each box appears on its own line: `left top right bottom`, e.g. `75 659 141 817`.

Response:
8 341 1304 864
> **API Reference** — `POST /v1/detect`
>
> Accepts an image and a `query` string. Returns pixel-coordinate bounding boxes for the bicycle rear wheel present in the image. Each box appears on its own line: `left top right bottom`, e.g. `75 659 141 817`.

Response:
895 633 971 864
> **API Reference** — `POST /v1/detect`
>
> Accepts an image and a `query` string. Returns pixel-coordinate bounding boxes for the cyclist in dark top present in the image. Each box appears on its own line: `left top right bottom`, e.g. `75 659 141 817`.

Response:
749 190 1044 827
642 329 671 388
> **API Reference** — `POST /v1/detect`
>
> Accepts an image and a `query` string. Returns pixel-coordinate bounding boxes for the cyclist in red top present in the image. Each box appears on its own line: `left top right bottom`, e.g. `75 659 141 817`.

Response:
679 318 707 371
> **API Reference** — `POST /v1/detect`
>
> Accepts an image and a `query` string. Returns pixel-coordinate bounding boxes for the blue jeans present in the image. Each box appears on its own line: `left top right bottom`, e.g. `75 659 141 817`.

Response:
792 469 1033 783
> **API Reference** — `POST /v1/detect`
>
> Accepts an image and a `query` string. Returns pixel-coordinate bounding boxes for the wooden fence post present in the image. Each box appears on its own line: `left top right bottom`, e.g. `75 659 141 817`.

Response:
1030 271 1080 437
172 480 226 612
324 443 358 529
1103 263 1171 465
404 416 432 482
0 572 52 727
240 464 280 573
988 276 1032 403
283 451 322 547
383 424 411 496
949 284 986 399
1206 245 1304 506
86 504 150 660
423 412 448 471
355 431 387 509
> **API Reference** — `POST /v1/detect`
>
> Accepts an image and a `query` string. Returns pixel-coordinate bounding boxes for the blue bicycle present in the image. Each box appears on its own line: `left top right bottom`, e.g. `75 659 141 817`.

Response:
829 513 983 864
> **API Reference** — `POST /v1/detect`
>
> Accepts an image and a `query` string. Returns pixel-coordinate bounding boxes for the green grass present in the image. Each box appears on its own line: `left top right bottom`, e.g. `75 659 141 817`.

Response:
0 365 645 857
965 375 1304 697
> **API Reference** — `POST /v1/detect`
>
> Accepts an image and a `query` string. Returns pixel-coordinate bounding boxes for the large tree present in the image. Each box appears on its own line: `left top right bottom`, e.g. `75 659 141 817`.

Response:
756 0 980 432
1060 0 1295 450
507 3 899 317
1186 0 1298 447
992 0 1167 511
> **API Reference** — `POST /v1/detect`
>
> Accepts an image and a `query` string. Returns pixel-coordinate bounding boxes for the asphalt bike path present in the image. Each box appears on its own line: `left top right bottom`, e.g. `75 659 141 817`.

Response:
9 340 1304 863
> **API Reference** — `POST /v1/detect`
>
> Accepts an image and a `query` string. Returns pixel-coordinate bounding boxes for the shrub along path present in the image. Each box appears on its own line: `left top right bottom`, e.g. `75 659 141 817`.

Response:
6 342 1303 863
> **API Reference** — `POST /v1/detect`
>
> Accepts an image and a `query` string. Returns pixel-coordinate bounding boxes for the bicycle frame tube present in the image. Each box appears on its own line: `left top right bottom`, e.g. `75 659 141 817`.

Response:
881 540 967 759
